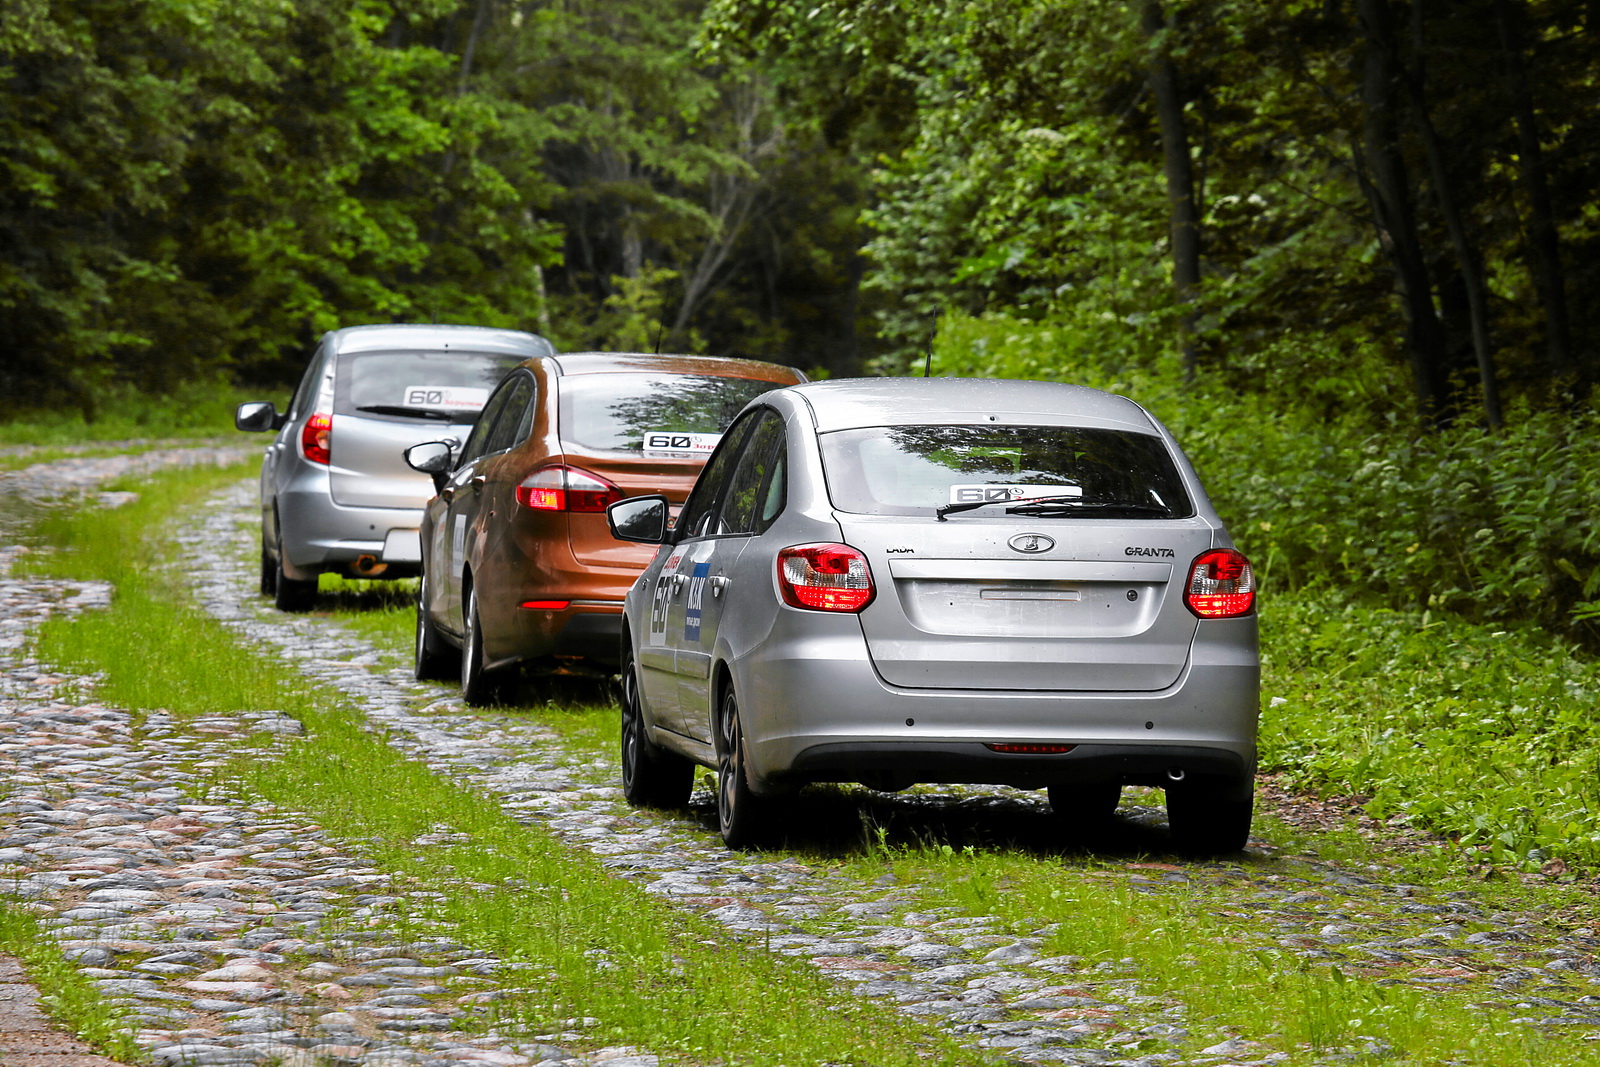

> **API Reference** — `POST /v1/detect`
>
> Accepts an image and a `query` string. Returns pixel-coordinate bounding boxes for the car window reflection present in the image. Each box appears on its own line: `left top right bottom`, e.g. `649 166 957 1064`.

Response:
819 425 1194 517
559 374 783 453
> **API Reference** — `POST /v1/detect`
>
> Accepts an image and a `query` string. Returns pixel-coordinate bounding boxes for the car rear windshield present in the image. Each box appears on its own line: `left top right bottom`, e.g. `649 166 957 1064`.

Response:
334 350 526 422
557 373 785 454
817 424 1194 518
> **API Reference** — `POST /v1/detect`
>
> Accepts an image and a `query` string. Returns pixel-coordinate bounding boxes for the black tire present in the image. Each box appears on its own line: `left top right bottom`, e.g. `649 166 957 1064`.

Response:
259 542 277 596
460 585 504 706
619 641 692 808
271 517 317 612
1165 779 1254 855
716 687 769 849
414 573 455 682
1047 781 1122 823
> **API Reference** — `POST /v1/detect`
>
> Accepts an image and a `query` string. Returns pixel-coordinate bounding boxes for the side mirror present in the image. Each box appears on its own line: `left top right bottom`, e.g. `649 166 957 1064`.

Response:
607 495 670 544
405 440 455 494
235 401 280 432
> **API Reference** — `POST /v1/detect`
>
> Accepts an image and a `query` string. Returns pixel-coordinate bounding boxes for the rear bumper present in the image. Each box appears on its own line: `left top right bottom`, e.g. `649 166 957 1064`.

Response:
490 600 625 671
734 613 1259 793
275 472 424 577
789 741 1252 794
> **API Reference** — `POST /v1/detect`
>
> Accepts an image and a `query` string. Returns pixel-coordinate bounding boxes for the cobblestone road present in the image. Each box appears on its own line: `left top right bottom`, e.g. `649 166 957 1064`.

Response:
2 450 1599 1067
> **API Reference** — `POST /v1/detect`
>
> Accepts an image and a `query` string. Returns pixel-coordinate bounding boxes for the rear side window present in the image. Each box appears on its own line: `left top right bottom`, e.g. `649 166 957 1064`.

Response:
817 425 1193 518
557 373 785 454
482 376 536 456
333 350 525 422
719 410 786 535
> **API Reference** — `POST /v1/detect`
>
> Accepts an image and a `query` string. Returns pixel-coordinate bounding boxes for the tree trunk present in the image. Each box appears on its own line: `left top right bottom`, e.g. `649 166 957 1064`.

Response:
1140 0 1202 378
1355 0 1450 426
1406 0 1501 428
457 0 492 96
671 81 781 341
1494 0 1579 388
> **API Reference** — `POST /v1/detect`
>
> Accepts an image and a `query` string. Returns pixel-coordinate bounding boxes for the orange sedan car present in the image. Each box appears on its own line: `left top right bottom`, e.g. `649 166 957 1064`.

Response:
406 351 805 704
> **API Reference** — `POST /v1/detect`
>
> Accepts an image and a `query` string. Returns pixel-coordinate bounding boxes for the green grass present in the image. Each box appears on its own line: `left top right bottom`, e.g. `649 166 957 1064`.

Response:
0 379 266 446
0 905 146 1063
1258 590 1600 870
825 837 1599 1066
21 469 980 1066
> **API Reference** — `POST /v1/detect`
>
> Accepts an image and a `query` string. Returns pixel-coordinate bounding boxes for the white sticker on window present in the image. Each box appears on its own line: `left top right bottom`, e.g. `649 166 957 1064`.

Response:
643 430 721 455
947 484 1082 504
403 385 490 411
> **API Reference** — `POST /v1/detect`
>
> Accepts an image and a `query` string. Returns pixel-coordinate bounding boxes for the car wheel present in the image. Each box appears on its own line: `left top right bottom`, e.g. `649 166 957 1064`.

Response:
1047 781 1122 822
460 585 504 706
271 517 317 612
1165 778 1253 855
619 642 692 808
716 687 769 849
259 542 277 596
414 574 455 682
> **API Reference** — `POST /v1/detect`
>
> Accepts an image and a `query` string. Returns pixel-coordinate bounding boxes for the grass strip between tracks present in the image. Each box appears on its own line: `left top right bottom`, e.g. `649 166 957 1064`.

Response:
19 466 978 1064
0 905 145 1063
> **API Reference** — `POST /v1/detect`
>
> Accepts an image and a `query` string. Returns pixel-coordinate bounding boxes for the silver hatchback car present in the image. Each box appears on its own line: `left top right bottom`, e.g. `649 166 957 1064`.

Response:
236 324 554 610
607 378 1259 852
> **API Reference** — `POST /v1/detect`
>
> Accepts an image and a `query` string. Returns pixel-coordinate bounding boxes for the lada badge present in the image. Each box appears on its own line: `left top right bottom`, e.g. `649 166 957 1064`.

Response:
1008 533 1055 554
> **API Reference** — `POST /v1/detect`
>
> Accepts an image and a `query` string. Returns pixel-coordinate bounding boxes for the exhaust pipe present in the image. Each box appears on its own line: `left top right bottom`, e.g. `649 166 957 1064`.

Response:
351 554 389 578
1166 767 1186 783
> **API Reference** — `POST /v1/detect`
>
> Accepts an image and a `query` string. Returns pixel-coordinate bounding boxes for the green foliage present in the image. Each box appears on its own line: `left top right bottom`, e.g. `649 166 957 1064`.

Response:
1 0 561 410
935 311 1600 645
1261 590 1600 870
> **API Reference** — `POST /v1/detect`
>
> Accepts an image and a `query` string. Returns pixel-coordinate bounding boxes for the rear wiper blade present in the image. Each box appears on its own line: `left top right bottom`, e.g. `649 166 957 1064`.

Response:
1007 501 1172 518
356 405 458 421
935 494 1084 521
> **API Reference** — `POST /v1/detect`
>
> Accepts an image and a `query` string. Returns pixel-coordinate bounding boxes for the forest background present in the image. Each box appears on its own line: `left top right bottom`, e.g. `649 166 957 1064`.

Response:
6 0 1600 862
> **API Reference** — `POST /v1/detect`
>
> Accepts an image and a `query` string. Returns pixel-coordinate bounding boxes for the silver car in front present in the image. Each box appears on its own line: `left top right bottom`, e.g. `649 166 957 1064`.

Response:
608 377 1259 852
236 323 555 610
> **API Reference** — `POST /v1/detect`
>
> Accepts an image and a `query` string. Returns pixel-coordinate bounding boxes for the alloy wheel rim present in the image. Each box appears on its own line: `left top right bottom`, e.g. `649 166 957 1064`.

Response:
464 592 479 686
718 703 738 831
621 670 641 786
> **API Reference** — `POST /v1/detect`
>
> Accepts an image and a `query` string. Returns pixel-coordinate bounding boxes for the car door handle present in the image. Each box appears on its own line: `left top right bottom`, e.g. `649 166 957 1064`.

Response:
672 574 687 593
471 475 486 488
440 485 456 502
710 576 729 598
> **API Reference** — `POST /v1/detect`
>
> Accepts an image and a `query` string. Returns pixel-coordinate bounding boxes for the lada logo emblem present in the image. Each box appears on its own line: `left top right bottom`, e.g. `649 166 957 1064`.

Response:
1008 533 1054 554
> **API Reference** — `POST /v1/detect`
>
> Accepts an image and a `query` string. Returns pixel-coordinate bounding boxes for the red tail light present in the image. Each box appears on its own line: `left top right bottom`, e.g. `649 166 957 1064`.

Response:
515 465 623 513
1184 548 1255 618
301 413 331 465
777 543 875 612
985 743 1077 754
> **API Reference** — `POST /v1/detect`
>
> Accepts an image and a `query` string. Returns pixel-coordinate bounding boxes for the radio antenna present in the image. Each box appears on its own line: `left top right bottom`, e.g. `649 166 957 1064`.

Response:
652 321 664 355
923 310 940 377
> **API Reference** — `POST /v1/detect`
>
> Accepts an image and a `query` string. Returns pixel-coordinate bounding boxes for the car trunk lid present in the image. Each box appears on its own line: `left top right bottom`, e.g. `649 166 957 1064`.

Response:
327 415 475 509
837 516 1215 691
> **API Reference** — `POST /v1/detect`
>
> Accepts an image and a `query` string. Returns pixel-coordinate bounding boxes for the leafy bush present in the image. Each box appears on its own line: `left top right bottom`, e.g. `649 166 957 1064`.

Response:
1261 590 1600 870
933 312 1600 648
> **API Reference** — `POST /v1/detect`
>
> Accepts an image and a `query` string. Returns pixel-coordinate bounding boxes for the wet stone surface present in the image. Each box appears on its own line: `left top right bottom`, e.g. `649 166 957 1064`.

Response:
1 453 1599 1066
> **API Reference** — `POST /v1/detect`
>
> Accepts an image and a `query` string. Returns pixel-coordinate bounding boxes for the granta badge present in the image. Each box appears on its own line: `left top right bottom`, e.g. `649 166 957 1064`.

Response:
1008 533 1055 554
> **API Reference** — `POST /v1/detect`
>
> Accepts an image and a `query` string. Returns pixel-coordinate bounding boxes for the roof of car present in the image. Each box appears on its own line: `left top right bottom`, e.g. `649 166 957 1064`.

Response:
548 352 805 382
787 377 1159 434
329 324 556 357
